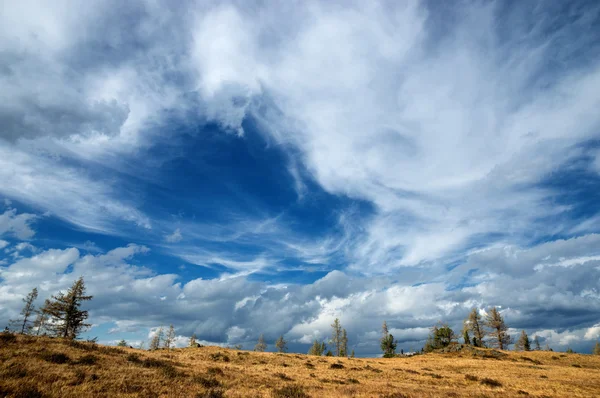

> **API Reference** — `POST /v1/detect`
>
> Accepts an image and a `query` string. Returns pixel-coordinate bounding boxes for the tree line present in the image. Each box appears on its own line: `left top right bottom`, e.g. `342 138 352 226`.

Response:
6 288 600 356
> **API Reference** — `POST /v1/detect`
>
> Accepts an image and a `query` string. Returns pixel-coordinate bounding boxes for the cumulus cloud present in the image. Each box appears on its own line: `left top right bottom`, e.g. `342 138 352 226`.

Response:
164 228 183 243
0 208 37 240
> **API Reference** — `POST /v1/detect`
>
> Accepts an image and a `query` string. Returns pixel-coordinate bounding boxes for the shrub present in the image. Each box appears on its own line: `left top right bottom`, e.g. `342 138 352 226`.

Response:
347 378 360 384
196 389 225 398
380 393 409 398
480 378 502 387
77 354 99 365
330 363 344 369
194 375 221 388
209 352 230 362
40 352 70 364
274 372 293 381
272 384 310 398
571 364 582 368
0 333 17 344
207 366 224 376
465 374 478 381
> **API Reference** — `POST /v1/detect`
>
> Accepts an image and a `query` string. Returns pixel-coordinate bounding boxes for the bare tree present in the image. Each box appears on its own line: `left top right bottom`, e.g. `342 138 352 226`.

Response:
533 335 541 351
10 287 38 334
150 327 163 350
33 299 51 336
189 333 197 347
45 277 93 339
329 318 343 356
484 307 511 350
254 334 267 352
164 324 176 349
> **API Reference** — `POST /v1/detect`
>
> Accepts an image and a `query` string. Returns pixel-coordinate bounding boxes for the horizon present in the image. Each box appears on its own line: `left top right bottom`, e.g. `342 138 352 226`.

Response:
1 0 600 356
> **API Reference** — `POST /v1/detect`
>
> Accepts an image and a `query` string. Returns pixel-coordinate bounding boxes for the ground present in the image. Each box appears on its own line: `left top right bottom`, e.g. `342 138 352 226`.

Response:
0 334 599 397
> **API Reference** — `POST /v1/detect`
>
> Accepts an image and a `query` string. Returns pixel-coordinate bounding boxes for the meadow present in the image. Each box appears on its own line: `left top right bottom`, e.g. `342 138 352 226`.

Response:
1 333 599 398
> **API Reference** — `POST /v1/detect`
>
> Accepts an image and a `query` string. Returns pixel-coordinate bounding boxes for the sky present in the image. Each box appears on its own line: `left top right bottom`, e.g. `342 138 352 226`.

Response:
0 0 600 355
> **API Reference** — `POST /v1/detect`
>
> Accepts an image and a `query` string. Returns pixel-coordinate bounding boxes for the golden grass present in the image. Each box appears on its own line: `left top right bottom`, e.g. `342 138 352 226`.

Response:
1 334 599 397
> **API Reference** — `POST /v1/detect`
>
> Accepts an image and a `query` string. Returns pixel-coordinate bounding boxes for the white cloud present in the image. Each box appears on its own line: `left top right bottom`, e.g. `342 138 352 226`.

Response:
0 208 37 240
0 240 8 249
165 228 183 243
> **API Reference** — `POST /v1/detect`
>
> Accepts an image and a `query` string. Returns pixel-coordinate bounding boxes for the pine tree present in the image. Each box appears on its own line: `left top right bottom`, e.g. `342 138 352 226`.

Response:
463 328 470 345
533 335 541 351
45 277 93 339
515 330 531 351
593 341 600 355
329 318 343 356
340 329 348 357
465 308 486 347
424 324 455 352
308 339 326 356
117 339 128 347
275 335 288 353
189 333 197 347
150 327 163 350
164 324 175 349
350 349 355 358
254 334 267 352
33 299 51 336
9 287 38 334
380 321 397 357
484 307 511 350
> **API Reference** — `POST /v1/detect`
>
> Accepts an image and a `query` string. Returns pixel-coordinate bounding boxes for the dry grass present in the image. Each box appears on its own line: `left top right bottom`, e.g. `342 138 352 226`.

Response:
1 334 599 397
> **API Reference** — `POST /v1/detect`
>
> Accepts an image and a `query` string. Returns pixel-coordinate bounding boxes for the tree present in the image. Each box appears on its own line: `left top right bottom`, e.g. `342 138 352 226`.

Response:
33 299 51 336
308 339 326 356
164 324 175 349
10 287 38 334
254 334 267 352
275 335 288 353
329 318 343 356
340 329 348 357
424 323 455 352
380 321 397 357
465 308 486 347
189 333 197 347
593 341 600 355
117 339 128 347
533 335 541 351
566 347 575 354
350 349 355 358
45 277 93 339
463 328 470 345
515 330 531 351
150 327 163 350
484 307 511 350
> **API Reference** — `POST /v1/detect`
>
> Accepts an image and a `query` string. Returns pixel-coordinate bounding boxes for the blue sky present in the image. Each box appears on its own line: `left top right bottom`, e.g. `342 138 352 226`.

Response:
1 0 600 355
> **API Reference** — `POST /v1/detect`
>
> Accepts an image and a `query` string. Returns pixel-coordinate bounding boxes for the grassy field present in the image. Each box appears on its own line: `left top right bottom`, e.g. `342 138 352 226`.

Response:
1 334 599 398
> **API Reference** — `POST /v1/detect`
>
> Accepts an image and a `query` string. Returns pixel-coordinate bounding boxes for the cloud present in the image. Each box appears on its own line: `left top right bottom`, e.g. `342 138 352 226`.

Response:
164 228 183 243
0 208 37 240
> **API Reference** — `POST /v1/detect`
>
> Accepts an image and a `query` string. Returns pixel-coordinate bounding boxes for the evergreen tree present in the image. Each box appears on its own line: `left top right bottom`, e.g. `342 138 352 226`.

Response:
45 277 93 339
10 287 38 334
533 335 541 351
465 308 486 347
189 333 197 347
329 318 343 356
275 335 288 353
380 321 397 357
254 334 267 352
308 339 326 356
164 324 176 349
150 327 163 350
33 299 51 336
117 339 128 347
340 329 348 357
350 349 355 358
515 330 531 351
593 341 600 355
463 328 470 345
484 307 511 350
424 323 455 352
566 347 575 354
544 343 551 351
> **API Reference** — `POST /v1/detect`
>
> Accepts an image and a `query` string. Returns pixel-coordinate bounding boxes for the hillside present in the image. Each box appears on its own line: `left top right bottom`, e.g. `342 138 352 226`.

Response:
1 334 599 398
